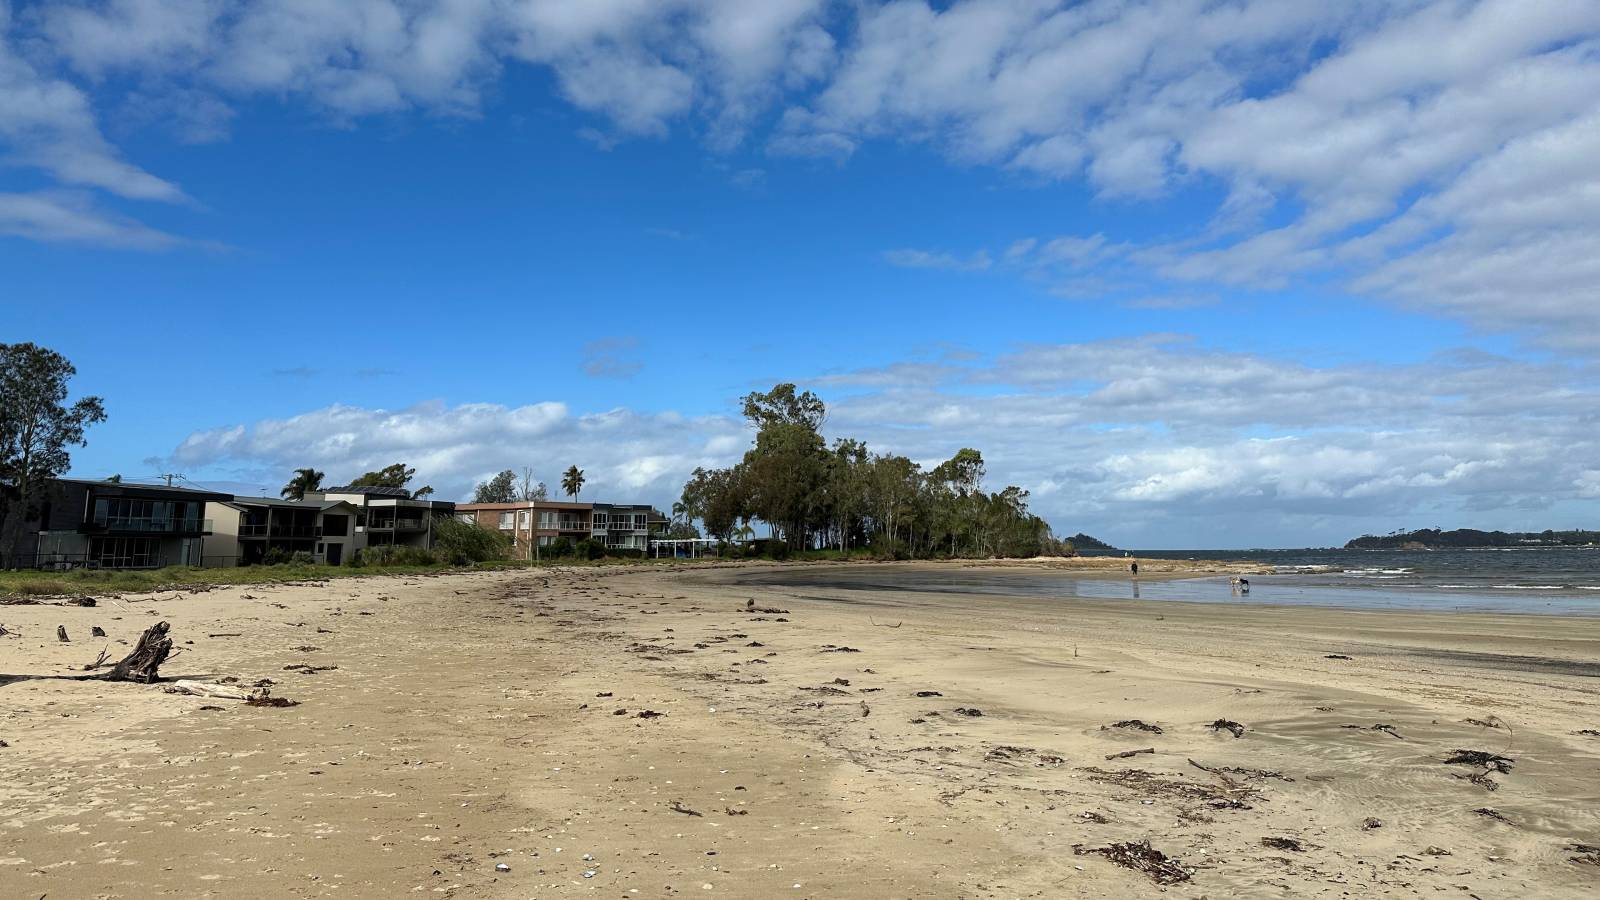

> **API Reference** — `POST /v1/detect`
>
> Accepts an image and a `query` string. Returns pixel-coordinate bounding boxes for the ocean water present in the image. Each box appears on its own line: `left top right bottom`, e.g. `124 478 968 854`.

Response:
743 547 1600 615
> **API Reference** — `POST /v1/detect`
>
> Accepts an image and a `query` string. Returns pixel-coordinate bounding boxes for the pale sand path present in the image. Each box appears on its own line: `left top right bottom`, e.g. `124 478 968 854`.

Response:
2 561 1597 898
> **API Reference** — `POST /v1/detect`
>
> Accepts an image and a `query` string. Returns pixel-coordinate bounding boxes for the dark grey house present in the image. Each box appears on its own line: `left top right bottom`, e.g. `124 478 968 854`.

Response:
18 479 231 569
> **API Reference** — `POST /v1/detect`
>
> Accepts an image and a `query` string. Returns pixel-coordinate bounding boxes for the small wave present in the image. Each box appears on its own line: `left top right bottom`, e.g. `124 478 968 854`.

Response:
1491 584 1566 590
1576 586 1600 591
1434 584 1477 588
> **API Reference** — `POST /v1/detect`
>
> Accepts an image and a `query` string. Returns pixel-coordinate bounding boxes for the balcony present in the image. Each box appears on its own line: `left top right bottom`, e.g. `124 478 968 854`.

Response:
90 516 213 534
367 517 427 532
238 523 322 539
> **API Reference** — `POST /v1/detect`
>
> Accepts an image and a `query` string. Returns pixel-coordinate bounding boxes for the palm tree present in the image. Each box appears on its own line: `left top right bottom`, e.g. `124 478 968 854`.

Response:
281 467 325 500
561 465 586 500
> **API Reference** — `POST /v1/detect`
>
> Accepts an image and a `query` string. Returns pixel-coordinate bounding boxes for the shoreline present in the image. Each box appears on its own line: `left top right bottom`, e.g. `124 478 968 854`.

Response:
3 562 1598 897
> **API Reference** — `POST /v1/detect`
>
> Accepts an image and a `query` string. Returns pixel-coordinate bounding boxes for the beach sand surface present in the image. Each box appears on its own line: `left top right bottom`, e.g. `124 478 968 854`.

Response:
2 561 1598 898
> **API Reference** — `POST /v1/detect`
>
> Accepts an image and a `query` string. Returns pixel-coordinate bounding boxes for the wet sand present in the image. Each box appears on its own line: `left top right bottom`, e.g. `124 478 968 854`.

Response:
2 561 1598 898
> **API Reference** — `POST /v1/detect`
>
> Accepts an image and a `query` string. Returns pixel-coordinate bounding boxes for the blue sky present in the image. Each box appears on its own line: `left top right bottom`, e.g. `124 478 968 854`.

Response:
4 1 1600 547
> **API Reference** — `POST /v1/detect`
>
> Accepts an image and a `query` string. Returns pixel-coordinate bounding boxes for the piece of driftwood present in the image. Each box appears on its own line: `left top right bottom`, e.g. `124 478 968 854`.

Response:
57 625 69 642
91 626 106 637
165 680 255 700
105 621 173 683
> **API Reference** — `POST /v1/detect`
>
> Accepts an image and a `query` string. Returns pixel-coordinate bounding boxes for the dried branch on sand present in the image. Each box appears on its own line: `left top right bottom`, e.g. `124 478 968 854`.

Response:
105 621 173 683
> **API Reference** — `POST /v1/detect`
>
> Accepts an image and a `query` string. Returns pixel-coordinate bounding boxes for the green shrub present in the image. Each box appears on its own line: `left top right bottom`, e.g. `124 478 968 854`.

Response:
430 515 512 564
545 537 574 558
362 544 440 567
289 551 316 565
573 539 605 561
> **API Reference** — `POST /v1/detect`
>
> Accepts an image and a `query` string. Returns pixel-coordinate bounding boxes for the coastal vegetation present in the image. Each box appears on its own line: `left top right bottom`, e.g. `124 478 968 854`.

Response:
1346 528 1600 549
0 343 107 568
677 384 1067 558
1066 533 1118 551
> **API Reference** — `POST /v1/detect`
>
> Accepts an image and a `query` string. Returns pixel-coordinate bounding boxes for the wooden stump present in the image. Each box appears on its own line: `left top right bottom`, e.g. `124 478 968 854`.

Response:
57 625 69 642
106 621 174 683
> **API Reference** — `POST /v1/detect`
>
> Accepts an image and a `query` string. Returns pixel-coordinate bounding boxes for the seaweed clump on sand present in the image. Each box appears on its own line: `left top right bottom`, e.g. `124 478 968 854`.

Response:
1073 840 1192 885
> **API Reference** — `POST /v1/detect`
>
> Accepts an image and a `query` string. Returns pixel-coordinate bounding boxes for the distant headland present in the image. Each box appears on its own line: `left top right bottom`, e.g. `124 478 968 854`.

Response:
1345 528 1600 550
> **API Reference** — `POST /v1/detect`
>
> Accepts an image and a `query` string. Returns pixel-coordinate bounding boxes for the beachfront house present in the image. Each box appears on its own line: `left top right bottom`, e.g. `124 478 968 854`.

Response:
203 497 362 567
12 478 231 569
307 485 455 553
454 499 668 557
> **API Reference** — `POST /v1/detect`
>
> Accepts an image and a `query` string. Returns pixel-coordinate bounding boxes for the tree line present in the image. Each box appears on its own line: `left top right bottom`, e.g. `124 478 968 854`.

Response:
676 384 1068 558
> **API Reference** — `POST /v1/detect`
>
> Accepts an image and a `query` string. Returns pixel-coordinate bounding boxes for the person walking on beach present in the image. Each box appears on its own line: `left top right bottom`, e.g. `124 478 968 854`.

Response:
1130 561 1139 576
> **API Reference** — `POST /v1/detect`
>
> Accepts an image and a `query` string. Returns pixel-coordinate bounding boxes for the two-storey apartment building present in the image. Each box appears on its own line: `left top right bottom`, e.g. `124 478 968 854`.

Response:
204 497 361 566
12 478 230 569
455 499 666 556
306 486 455 551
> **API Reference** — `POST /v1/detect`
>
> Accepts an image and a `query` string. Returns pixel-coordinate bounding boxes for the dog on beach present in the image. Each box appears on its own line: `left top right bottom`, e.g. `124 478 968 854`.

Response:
1230 577 1251 593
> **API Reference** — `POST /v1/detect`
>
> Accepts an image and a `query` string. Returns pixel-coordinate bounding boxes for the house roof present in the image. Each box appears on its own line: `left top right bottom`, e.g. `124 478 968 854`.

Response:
58 478 232 501
322 485 413 497
222 497 356 512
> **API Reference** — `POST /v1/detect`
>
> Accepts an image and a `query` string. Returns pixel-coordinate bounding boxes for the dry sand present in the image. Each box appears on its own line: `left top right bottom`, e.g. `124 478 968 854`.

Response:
2 560 1598 898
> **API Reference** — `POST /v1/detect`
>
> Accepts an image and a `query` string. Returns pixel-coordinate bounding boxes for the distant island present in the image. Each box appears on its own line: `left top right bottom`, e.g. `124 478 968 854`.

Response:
1066 533 1118 551
1346 528 1600 550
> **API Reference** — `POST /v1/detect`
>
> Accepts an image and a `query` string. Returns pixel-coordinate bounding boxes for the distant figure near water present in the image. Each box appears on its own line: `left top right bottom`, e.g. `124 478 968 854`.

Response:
1130 561 1139 576
1231 577 1251 594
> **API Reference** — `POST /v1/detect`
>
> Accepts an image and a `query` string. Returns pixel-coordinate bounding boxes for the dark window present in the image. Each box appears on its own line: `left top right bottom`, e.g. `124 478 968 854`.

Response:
322 514 349 536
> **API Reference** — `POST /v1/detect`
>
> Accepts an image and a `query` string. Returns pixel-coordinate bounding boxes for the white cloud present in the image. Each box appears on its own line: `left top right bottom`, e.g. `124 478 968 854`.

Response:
0 190 183 248
164 335 1600 546
882 247 992 272
170 398 747 507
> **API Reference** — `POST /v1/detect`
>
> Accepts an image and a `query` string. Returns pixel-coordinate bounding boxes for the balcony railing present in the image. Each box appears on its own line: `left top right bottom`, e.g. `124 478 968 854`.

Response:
92 516 213 534
238 523 322 538
367 517 426 532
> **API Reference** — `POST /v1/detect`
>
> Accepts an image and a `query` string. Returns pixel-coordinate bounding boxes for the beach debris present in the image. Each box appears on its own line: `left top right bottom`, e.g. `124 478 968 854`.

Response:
1324 654 1352 660
1575 729 1600 737
869 617 902 628
1362 817 1384 830
1339 722 1405 740
1568 843 1600 867
1073 840 1192 885
198 704 225 711
245 693 300 708
1079 811 1110 824
282 663 338 674
104 620 173 683
91 625 106 637
69 596 96 607
209 632 243 638
1106 747 1156 760
819 644 860 653
1261 837 1305 852
1107 719 1163 734
1423 846 1452 856
831 678 851 686
914 691 943 698
1445 749 1513 790
669 801 703 817
1086 765 1256 810
82 647 111 671
954 707 984 717
57 624 69 642
494 863 511 872
1444 749 1514 773
1209 719 1246 738
1464 717 1506 730
596 691 613 697
1473 807 1512 824
724 807 748 816
636 709 664 719
859 701 871 717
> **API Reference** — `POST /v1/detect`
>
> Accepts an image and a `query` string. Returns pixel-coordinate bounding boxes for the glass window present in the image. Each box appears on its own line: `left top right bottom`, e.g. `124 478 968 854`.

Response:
518 510 529 528
498 512 515 529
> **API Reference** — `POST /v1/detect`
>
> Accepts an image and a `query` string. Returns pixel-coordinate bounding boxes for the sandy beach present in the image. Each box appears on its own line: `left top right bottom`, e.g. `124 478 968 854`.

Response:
3 560 1599 898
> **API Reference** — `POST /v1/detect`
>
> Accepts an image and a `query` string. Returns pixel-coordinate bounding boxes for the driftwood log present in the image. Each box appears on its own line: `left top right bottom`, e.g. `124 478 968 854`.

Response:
105 621 174 683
